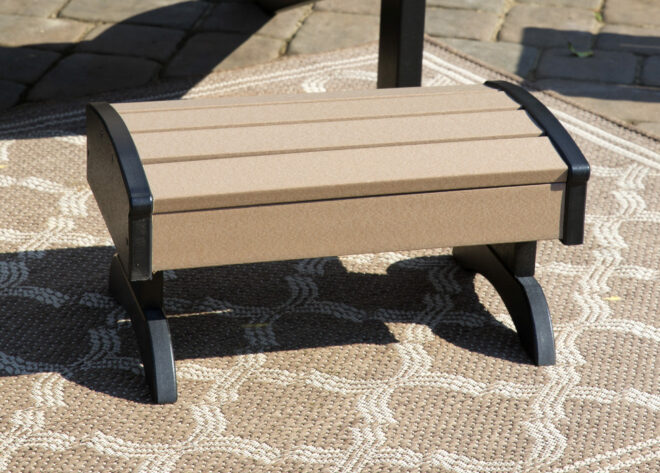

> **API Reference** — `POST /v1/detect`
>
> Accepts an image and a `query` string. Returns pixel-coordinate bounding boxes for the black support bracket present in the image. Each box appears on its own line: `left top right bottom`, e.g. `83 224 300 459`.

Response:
109 254 177 404
453 242 556 366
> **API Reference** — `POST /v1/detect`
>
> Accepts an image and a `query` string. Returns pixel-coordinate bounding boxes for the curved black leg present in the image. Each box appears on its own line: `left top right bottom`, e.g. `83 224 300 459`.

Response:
109 254 177 403
453 243 556 366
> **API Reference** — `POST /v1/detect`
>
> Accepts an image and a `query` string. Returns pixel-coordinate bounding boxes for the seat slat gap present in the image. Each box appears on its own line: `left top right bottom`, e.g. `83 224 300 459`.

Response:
139 132 544 165
114 86 501 114
128 106 523 134
152 181 568 215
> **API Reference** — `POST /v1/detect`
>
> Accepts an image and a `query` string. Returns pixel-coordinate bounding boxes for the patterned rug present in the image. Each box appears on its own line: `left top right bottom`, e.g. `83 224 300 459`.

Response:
0 39 658 473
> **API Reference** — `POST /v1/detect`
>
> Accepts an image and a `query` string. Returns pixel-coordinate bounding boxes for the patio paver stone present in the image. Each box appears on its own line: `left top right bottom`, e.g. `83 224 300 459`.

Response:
28 53 160 101
78 23 186 62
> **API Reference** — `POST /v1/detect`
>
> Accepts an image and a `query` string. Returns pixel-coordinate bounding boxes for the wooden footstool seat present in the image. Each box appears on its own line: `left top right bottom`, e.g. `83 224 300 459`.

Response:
87 82 589 403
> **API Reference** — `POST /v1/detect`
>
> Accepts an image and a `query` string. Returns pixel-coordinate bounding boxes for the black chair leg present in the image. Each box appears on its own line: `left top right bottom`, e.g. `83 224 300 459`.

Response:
109 254 177 403
453 242 556 366
377 0 426 88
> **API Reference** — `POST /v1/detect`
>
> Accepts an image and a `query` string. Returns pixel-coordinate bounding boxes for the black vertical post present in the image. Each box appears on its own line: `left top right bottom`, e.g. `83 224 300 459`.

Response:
377 0 426 88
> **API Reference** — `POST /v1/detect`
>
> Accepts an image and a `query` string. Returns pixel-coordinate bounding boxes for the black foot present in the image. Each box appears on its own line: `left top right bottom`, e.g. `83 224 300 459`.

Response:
109 254 177 403
453 242 556 365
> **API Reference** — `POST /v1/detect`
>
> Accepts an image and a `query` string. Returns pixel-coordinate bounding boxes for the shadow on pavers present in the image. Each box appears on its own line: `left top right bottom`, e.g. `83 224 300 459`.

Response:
0 1 276 114
0 247 530 403
517 27 660 104
3 7 660 118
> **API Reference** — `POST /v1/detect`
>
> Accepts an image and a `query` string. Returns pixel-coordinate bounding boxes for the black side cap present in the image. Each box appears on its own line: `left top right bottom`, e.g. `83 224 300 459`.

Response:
87 102 153 280
87 103 153 217
485 80 590 245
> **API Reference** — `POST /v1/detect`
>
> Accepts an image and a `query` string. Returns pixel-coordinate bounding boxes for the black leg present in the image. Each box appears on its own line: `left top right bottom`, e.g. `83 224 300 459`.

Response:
377 0 426 88
453 242 556 365
109 254 177 403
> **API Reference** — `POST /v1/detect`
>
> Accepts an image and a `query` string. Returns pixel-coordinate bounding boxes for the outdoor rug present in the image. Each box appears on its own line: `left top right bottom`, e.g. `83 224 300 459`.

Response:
0 38 658 473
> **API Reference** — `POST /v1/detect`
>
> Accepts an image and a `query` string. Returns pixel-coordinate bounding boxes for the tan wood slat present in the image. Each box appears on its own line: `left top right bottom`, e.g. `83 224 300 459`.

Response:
134 110 543 164
112 84 495 113
151 183 565 271
121 91 518 133
145 137 567 213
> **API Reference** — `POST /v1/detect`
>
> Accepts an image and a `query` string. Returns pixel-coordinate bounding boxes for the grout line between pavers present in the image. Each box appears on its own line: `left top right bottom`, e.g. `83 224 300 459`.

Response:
633 55 644 86
592 2 605 44
281 2 316 57
16 18 96 106
156 0 218 83
17 0 219 104
53 0 75 19
492 0 516 43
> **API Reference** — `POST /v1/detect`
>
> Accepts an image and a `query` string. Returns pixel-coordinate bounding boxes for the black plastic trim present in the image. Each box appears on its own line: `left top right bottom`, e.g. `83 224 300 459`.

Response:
109 254 177 403
87 102 153 280
453 242 555 366
485 80 590 245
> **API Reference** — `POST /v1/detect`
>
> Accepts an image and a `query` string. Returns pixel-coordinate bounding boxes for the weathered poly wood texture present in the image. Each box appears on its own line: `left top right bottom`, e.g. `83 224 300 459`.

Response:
108 84 569 271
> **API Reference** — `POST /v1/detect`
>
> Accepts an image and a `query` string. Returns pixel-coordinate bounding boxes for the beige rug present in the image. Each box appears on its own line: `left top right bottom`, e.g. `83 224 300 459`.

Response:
0 39 658 473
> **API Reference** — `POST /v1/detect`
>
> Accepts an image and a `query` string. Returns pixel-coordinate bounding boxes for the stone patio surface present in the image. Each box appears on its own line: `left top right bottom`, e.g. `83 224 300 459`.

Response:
0 0 658 136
